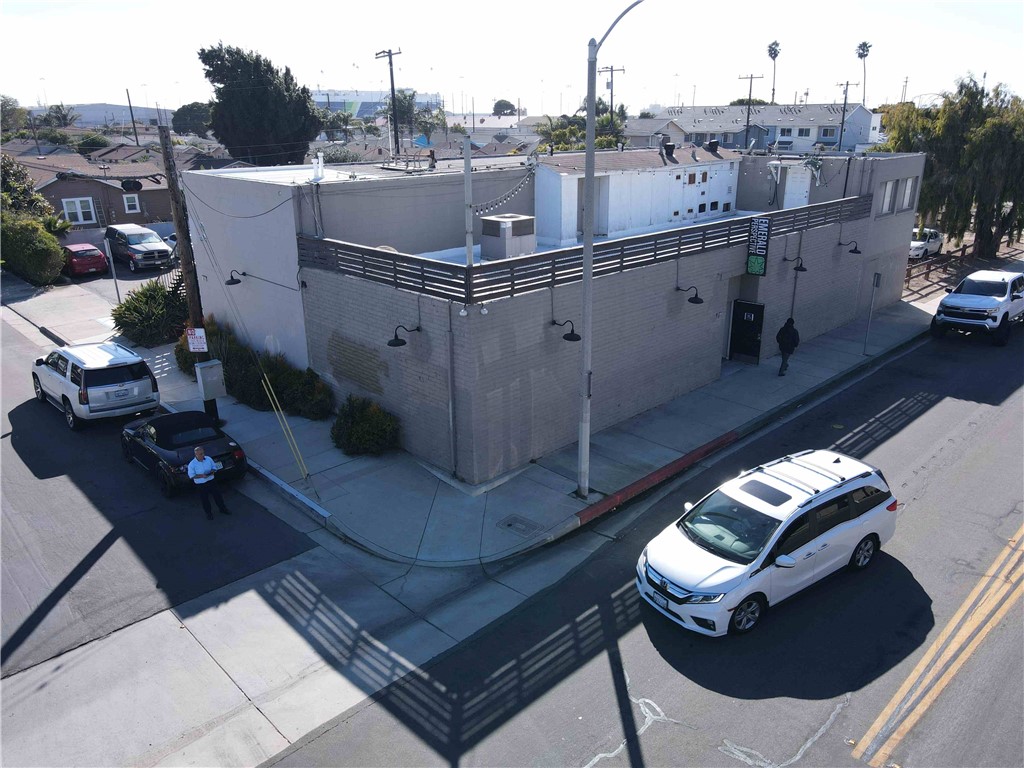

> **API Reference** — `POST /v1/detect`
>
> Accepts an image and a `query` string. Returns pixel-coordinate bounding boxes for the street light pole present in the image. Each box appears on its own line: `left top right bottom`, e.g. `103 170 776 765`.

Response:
579 0 644 499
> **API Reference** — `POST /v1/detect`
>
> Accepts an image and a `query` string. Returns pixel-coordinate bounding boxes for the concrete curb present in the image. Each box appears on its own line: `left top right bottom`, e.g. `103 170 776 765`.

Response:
570 327 933 530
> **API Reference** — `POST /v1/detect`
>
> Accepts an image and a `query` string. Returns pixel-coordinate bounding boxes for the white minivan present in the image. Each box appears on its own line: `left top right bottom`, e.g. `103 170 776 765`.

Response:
636 450 898 637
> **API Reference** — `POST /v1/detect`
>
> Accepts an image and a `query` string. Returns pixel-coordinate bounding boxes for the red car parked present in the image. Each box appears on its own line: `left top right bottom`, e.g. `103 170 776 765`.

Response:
62 243 109 277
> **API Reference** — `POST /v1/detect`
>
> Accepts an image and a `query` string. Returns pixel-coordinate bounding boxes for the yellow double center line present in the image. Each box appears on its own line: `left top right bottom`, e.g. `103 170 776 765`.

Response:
853 524 1023 767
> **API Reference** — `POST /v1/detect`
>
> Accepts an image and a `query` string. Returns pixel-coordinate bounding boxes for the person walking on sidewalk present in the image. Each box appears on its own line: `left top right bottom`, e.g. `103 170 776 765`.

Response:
776 317 800 376
188 446 231 520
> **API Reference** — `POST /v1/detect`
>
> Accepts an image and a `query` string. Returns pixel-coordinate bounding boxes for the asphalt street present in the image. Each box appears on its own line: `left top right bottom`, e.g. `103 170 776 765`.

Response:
264 329 1024 768
1 315 317 677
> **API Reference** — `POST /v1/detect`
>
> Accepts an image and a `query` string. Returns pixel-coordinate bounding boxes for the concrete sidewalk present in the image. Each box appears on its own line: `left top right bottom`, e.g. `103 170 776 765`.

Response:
2 261 978 568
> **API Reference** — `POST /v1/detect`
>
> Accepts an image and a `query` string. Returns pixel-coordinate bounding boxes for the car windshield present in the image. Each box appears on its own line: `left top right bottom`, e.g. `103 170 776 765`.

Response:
912 229 929 241
953 279 1007 297
72 248 102 258
127 232 162 245
168 426 221 449
677 489 781 565
85 363 152 386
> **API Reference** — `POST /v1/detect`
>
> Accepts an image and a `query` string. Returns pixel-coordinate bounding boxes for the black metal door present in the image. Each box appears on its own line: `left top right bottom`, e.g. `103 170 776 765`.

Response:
729 300 765 363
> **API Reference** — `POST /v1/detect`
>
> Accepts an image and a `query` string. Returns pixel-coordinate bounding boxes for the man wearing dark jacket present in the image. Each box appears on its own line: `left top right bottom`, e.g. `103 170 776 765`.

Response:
776 317 800 376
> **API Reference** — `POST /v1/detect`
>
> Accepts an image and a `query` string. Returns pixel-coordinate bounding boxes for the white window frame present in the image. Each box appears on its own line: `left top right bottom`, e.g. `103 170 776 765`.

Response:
798 127 811 137
820 127 837 139
123 194 141 214
879 180 897 215
899 177 917 211
779 127 792 137
61 198 96 225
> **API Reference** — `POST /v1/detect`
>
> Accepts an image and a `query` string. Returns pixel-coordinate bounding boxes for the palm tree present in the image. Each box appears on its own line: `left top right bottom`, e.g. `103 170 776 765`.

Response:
767 41 781 105
856 42 872 105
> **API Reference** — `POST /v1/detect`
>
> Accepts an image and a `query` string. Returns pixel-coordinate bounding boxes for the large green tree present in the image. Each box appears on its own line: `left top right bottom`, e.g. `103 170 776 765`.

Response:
1 154 53 216
198 43 321 165
380 89 418 142
856 42 872 105
918 78 1024 256
41 103 80 127
1 95 28 132
172 101 212 136
492 99 516 116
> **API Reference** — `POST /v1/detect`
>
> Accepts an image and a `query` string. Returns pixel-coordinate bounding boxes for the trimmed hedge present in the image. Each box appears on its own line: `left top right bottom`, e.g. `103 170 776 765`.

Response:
111 275 188 347
174 316 334 420
330 395 400 456
0 211 63 284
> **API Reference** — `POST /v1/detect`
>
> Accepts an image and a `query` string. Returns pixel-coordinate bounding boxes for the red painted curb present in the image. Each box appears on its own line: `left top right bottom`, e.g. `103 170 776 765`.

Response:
576 431 740 526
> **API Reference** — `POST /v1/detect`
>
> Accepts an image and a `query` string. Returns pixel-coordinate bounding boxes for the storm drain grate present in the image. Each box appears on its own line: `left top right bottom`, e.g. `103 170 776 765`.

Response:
497 515 543 538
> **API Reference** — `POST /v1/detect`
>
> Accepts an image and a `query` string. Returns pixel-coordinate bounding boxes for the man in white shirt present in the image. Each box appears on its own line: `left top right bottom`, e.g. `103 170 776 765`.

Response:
187 445 230 520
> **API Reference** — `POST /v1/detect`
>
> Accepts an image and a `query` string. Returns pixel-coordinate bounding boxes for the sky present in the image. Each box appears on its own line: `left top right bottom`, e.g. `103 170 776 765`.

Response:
2 0 1021 117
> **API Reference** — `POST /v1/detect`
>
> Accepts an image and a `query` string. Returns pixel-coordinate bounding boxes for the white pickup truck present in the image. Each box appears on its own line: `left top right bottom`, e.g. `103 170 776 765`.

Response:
930 270 1024 346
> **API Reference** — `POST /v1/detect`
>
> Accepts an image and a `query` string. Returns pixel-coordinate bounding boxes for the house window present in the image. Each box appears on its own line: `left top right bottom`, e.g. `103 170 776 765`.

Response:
899 177 917 210
708 133 717 141
676 174 681 180
693 132 706 142
879 180 897 214
701 171 708 182
698 203 707 213
722 133 731 142
729 162 734 170
723 202 731 212
780 128 793 137
710 201 719 211
820 127 837 139
798 128 810 137
61 198 96 225
123 194 140 214
687 173 696 184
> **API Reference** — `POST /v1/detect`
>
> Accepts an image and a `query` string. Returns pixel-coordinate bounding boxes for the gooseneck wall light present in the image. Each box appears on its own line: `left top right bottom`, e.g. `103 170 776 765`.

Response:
387 325 421 348
676 285 704 304
838 240 862 254
553 319 581 342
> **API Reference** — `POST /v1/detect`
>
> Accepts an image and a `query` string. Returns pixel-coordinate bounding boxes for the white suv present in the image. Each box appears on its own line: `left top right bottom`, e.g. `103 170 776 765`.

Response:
636 450 897 637
931 270 1024 347
32 343 160 430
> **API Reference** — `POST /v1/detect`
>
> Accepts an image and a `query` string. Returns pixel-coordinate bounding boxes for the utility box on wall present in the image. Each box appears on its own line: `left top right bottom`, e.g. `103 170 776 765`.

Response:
195 359 227 401
480 214 536 260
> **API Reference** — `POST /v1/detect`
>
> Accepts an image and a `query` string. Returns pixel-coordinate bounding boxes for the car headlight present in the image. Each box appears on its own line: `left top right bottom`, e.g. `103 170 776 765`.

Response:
173 464 189 474
680 592 725 604
639 548 648 570
983 307 999 317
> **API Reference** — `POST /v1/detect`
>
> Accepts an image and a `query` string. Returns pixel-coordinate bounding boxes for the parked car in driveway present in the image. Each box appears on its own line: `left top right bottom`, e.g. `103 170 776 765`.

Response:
121 411 248 497
909 227 945 260
930 269 1024 346
61 243 109 277
104 224 174 272
636 449 898 637
33 342 160 430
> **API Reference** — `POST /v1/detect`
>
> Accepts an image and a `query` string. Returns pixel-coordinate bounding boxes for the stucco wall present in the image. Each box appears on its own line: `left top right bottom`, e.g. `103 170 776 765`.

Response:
182 172 308 367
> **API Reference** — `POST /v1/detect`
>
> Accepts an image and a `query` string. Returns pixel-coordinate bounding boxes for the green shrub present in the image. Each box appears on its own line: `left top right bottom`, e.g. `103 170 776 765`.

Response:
331 395 400 455
0 210 63 284
111 275 189 347
174 316 334 419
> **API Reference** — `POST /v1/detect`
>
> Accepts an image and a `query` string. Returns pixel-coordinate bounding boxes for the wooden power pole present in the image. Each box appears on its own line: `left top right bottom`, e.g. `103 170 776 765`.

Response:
158 125 219 422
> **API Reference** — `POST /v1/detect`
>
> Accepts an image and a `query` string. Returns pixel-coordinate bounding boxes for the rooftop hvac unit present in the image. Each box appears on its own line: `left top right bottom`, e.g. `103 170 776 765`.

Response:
480 214 536 260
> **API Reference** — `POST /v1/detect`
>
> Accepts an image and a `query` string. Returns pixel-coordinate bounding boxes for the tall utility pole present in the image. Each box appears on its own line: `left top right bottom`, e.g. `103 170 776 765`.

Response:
125 88 140 147
375 49 402 158
835 80 858 152
158 125 217 422
901 77 909 103
738 74 764 149
598 65 625 122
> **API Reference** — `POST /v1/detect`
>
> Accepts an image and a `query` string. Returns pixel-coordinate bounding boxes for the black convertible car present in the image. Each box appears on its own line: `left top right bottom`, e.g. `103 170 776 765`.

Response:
121 411 248 497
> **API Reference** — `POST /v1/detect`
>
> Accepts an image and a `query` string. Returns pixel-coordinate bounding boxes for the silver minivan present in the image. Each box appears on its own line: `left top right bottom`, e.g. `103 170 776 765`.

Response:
33 343 160 430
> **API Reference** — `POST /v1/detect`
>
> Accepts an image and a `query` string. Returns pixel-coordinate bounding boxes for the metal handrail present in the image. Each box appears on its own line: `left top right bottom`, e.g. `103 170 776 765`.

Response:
298 195 873 304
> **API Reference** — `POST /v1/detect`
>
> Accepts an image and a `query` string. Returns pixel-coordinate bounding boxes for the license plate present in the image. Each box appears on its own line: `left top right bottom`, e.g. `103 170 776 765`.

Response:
88 268 98 272
652 592 669 610
113 389 129 399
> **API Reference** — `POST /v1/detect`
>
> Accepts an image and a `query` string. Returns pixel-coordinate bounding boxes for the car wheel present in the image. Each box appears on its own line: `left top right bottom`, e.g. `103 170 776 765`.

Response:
128 259 137 273
728 595 766 635
32 375 46 403
159 469 177 498
63 398 82 431
849 535 878 571
930 318 947 338
993 316 1011 347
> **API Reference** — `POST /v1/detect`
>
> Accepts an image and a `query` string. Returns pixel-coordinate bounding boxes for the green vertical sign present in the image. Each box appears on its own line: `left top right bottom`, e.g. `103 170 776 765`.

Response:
746 217 772 276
